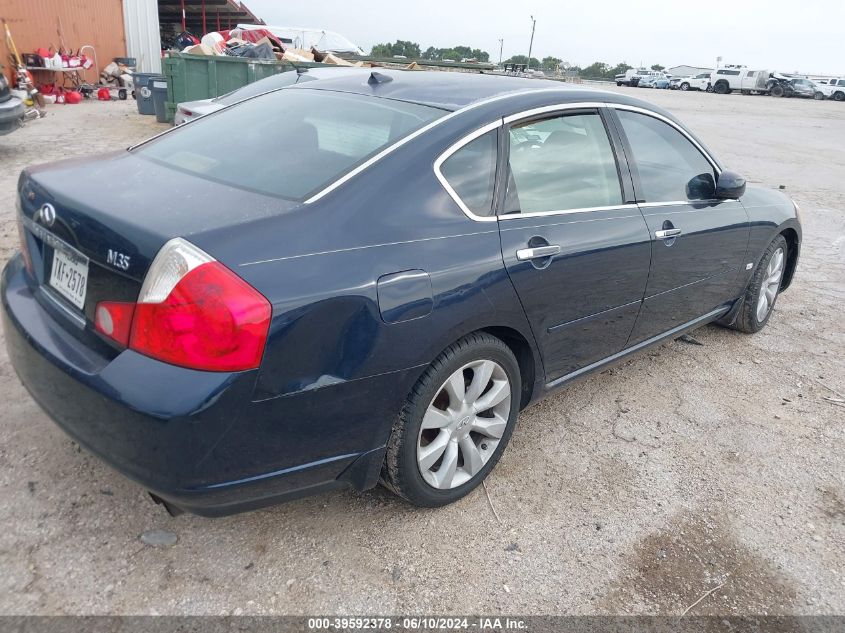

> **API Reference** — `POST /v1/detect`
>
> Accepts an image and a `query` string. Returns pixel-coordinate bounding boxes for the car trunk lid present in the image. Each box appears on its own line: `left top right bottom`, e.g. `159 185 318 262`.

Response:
18 150 297 344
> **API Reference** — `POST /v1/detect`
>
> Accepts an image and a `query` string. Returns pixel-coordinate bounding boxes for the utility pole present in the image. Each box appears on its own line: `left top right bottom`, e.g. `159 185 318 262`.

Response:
498 38 504 64
527 15 536 70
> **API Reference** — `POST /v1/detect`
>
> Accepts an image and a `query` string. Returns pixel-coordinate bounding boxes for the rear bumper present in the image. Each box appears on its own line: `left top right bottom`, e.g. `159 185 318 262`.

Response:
2 256 397 516
0 98 25 135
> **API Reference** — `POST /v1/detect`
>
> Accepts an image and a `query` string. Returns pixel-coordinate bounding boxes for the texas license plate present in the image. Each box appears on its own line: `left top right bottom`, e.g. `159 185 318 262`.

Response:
49 248 88 310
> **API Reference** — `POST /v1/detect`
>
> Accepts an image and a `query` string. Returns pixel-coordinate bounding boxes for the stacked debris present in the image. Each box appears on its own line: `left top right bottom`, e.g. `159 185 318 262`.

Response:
174 28 365 67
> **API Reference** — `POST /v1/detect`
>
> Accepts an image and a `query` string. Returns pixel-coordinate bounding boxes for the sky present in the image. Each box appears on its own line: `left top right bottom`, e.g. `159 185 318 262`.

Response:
244 0 843 76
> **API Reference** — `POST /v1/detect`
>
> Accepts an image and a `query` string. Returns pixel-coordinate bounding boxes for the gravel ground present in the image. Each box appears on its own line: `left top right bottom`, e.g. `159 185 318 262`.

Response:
0 88 842 616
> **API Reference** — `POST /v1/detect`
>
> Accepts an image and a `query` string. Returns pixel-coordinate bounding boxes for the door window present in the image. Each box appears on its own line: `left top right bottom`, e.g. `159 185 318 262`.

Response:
504 112 622 214
616 110 716 203
439 130 498 216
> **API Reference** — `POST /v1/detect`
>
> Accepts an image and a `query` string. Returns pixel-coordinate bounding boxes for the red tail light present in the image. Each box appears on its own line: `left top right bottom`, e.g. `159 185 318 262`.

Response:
96 239 271 372
95 301 135 347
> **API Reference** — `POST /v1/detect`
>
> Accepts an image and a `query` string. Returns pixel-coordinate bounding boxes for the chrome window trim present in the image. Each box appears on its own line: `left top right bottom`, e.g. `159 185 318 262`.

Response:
639 199 739 209
432 120 502 222
306 94 724 216
501 101 608 124
609 103 722 175
499 204 640 221
305 87 573 204
437 102 625 222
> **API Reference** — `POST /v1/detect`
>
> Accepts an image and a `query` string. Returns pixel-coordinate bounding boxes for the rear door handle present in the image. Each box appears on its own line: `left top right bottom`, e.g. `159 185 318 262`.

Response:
655 228 682 240
516 245 561 261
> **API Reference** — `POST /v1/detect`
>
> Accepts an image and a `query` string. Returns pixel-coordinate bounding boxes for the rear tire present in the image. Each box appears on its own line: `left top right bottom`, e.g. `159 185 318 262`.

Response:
732 235 788 334
381 333 521 507
833 91 845 102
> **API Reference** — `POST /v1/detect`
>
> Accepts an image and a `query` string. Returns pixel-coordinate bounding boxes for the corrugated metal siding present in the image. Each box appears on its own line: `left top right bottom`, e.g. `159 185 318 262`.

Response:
1 0 127 84
123 0 161 73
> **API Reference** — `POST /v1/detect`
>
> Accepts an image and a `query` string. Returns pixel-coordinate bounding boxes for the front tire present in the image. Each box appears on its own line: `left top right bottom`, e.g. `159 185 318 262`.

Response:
732 235 788 333
833 91 845 102
680 82 690 91
771 84 784 97
381 332 521 507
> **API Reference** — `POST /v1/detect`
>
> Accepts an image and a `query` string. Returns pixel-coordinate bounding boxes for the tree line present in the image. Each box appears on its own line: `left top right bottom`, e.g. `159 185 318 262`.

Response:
368 42 668 77
370 40 490 62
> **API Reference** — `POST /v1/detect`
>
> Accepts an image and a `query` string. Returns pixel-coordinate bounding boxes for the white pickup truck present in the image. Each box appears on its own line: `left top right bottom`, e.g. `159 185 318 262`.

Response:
710 67 770 94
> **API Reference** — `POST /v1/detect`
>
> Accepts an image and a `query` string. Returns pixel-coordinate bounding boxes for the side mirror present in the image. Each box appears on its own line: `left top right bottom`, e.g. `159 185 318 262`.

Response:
686 172 716 200
715 170 746 200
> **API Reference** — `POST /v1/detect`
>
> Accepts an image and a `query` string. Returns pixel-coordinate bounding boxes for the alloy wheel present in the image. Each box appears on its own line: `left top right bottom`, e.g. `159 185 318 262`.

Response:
756 247 784 322
417 359 511 490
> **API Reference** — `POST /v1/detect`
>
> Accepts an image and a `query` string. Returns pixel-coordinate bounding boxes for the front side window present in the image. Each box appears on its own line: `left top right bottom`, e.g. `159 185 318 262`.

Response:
616 110 716 203
504 112 622 214
137 89 444 200
439 131 498 216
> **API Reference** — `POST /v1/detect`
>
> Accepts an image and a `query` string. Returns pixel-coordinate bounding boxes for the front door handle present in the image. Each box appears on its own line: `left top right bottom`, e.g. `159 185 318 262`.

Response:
655 228 682 240
516 245 561 261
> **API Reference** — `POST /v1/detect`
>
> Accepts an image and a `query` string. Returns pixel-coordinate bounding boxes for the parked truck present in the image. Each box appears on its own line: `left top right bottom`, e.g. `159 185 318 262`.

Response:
710 66 770 94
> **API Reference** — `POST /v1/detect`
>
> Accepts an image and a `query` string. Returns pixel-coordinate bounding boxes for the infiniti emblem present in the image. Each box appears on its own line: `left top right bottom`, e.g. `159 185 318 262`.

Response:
457 415 472 430
36 203 57 227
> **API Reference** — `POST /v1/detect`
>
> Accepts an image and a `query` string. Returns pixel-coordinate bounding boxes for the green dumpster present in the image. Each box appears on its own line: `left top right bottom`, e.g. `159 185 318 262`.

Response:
163 52 325 123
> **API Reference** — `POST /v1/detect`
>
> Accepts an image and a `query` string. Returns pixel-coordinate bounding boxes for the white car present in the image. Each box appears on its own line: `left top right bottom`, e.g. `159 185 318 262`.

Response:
815 78 845 101
676 72 711 91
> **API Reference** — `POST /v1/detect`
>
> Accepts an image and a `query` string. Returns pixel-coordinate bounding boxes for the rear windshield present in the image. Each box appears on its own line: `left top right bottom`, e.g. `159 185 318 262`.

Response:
136 88 445 200
214 72 301 105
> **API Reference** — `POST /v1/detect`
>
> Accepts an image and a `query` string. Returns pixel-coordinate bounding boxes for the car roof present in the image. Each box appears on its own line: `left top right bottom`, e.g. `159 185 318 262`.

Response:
292 68 653 112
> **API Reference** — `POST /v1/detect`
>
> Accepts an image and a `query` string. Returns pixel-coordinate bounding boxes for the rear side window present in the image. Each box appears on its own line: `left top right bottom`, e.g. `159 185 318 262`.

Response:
504 112 622 214
616 110 716 203
439 130 498 216
137 89 444 200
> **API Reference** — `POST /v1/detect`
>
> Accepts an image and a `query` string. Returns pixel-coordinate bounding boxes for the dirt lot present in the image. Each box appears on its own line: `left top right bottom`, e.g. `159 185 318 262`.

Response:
0 87 842 616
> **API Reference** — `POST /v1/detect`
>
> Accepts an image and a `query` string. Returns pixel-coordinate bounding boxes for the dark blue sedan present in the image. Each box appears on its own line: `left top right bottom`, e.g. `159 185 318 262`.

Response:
2 70 801 516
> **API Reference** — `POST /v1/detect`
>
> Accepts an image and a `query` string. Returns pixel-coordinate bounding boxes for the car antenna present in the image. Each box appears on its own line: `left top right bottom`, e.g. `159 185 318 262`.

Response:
368 71 393 85
295 65 309 75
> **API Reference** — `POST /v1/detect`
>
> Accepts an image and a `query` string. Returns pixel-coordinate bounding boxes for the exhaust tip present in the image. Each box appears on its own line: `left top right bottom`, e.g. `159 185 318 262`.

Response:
148 492 184 517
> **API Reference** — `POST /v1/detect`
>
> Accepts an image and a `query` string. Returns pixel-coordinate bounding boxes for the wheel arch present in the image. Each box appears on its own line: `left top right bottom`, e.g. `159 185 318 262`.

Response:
480 326 538 410
779 227 800 291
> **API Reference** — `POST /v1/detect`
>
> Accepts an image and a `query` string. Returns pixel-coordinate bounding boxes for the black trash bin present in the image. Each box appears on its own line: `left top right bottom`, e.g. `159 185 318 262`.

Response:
150 77 169 123
134 73 164 115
